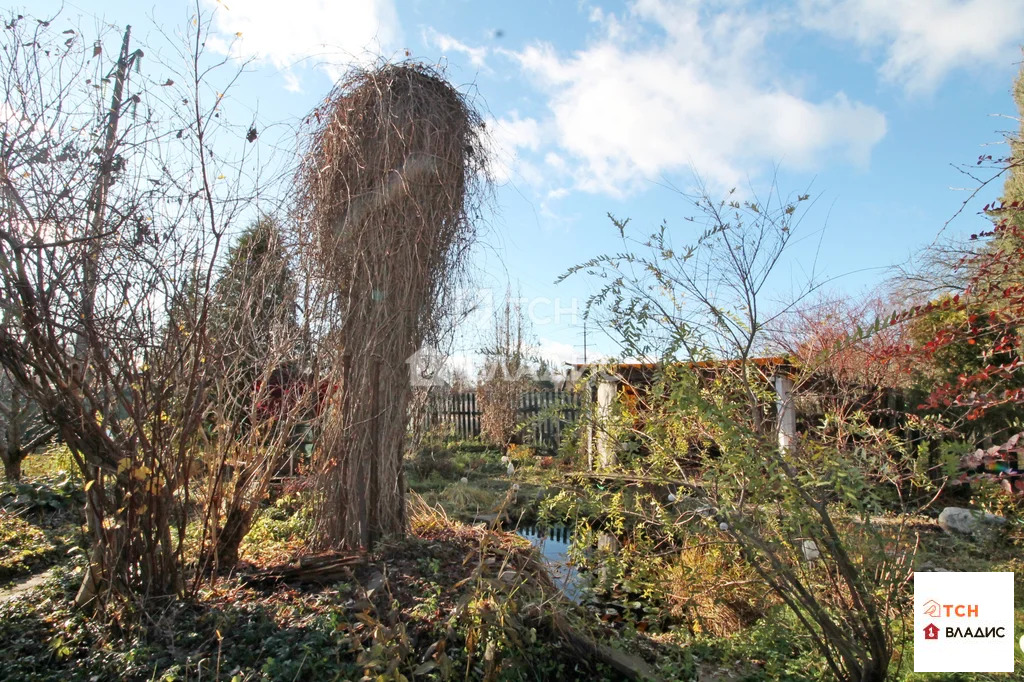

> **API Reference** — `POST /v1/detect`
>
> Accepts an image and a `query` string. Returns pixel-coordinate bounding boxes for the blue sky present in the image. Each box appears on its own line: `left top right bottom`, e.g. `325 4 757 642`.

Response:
23 0 1024 371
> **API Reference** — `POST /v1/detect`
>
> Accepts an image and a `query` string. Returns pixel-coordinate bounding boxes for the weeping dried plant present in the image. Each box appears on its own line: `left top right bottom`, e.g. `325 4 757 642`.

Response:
297 62 488 549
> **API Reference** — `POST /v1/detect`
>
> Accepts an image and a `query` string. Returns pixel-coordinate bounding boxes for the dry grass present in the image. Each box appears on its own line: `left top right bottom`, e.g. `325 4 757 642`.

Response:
437 481 496 513
664 543 772 637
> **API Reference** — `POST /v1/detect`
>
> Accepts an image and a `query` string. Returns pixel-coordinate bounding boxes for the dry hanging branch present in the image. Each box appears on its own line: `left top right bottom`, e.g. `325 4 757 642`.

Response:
298 62 488 549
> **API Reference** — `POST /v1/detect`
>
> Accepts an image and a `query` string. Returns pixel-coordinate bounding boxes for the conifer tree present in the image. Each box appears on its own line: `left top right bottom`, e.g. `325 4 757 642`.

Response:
209 216 299 426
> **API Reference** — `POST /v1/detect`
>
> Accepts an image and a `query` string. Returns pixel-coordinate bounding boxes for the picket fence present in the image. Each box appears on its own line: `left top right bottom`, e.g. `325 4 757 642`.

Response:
418 390 581 451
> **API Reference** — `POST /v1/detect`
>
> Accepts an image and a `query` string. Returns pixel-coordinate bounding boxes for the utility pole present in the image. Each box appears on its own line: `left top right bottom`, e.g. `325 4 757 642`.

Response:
583 318 587 364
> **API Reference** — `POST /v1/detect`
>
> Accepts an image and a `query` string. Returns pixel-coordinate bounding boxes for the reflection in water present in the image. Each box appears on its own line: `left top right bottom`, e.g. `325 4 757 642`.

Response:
516 525 585 603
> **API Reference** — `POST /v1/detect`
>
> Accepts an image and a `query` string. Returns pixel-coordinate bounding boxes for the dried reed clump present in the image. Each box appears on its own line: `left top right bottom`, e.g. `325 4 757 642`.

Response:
438 481 495 513
298 62 488 549
477 371 528 449
665 545 768 636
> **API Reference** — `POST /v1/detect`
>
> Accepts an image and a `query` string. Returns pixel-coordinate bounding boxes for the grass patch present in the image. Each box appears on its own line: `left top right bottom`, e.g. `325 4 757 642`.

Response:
239 495 313 566
437 481 496 515
19 446 79 481
0 510 58 586
0 498 618 681
0 462 85 588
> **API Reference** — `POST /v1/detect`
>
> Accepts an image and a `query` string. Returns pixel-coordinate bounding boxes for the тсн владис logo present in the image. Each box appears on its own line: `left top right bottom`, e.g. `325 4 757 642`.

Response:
913 572 1014 673
919 599 1007 639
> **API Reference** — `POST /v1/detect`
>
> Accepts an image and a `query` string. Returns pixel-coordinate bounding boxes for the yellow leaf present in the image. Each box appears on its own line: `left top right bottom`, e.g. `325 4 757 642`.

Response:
84 480 94 491
117 457 132 474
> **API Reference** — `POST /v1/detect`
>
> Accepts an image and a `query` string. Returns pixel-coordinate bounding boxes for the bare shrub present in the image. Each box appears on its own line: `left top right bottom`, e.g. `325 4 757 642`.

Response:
562 182 927 682
0 11 292 608
190 218 313 574
478 289 533 451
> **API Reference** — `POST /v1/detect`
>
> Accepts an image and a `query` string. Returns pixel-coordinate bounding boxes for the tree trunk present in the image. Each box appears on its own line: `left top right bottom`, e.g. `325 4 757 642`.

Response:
75 468 107 610
315 356 407 550
2 450 21 481
212 505 257 570
204 458 265 573
73 463 183 609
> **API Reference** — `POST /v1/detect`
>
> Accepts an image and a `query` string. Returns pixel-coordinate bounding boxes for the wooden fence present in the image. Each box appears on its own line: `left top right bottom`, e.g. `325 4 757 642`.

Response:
417 390 581 451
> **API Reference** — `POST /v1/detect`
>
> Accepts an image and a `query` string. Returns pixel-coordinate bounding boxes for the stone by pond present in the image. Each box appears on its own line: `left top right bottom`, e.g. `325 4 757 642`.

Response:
938 506 1006 537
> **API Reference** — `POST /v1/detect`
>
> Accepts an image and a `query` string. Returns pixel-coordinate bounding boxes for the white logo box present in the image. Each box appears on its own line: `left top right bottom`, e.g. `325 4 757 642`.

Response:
913 571 1015 673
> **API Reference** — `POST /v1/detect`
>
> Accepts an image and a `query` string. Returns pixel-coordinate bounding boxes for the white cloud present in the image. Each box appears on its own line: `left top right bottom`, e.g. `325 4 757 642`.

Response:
800 0 1024 93
484 112 544 185
425 29 489 69
444 351 484 380
544 152 566 172
513 0 887 195
203 0 402 90
536 337 587 368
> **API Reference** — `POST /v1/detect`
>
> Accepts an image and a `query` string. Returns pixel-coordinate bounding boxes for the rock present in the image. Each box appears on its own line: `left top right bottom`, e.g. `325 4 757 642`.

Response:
937 507 1006 536
499 570 517 584
350 598 373 612
801 539 820 561
364 571 385 595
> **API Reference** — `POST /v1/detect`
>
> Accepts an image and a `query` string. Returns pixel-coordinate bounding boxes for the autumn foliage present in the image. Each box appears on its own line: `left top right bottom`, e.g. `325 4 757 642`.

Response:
911 210 1024 425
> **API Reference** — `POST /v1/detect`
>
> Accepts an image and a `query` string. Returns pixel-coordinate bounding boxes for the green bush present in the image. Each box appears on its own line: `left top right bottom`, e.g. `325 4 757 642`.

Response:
0 474 84 513
407 443 457 480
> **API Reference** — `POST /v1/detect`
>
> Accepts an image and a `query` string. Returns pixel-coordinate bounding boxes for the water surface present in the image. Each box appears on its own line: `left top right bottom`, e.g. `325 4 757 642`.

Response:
516 524 585 603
